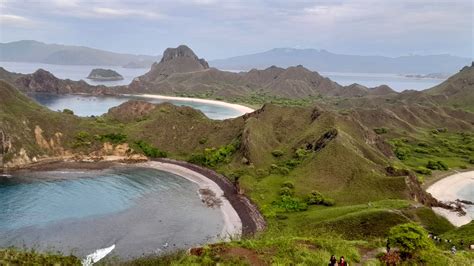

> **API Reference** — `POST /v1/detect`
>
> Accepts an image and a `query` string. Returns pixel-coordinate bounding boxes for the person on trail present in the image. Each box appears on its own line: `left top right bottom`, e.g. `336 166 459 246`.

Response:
329 255 337 266
339 256 348 266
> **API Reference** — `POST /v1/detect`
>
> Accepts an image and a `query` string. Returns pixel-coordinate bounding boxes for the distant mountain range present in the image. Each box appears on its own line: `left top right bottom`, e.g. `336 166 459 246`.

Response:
209 48 471 74
1 40 471 75
0 40 159 68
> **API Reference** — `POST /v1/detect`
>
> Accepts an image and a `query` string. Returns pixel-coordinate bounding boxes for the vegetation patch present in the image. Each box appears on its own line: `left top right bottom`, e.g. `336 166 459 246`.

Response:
133 140 167 158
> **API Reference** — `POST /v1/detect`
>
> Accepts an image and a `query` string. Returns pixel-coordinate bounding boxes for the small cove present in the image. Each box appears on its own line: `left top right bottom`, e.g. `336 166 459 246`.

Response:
0 166 226 259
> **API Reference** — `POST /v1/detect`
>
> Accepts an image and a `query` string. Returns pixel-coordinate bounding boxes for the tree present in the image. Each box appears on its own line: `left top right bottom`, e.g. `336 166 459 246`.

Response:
387 223 432 258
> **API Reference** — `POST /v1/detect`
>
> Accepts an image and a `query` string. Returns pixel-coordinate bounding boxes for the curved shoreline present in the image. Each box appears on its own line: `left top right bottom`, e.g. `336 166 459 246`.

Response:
426 171 474 227
153 158 266 236
4 157 266 236
138 160 242 239
124 93 255 116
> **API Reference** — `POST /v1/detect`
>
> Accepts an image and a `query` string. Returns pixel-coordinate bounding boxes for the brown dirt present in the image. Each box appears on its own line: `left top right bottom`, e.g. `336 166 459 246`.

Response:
220 246 267 266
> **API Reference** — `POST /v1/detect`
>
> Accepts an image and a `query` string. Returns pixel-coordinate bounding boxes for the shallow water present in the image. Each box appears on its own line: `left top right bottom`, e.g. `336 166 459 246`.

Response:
0 167 224 259
457 182 474 219
30 93 244 120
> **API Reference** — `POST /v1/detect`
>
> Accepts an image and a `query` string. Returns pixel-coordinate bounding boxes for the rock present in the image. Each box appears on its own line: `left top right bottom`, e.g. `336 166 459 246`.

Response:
160 45 209 69
87 68 124 81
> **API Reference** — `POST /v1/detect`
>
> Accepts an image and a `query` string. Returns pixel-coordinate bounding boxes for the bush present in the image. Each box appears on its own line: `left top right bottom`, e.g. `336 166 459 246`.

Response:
388 223 432 257
426 160 448 171
73 131 92 147
62 108 74 115
134 140 167 158
295 148 309 159
394 147 410 160
279 187 294 196
305 190 325 205
305 190 335 206
271 149 284 157
374 127 388 134
273 195 308 212
188 142 238 167
281 181 295 189
415 167 432 175
469 158 474 164
322 198 335 206
98 133 127 144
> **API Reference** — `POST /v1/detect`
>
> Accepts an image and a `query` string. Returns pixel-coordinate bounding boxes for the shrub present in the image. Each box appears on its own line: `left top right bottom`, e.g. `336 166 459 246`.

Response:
469 158 474 164
279 167 290 175
271 149 284 157
426 160 448 171
305 190 325 205
72 131 92 147
62 108 74 115
279 187 294 196
417 142 429 147
374 127 388 134
305 190 335 206
322 198 335 206
134 140 167 158
198 138 208 144
273 195 308 212
388 223 432 257
281 181 295 189
284 159 299 169
188 142 238 167
98 133 127 144
415 167 432 175
394 147 410 160
295 148 309 159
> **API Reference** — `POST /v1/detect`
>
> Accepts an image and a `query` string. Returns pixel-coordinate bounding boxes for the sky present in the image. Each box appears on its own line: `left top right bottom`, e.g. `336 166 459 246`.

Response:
0 0 472 60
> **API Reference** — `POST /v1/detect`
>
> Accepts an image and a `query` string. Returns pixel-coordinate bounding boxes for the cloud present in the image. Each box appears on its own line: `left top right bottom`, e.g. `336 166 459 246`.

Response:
0 14 36 28
91 7 162 19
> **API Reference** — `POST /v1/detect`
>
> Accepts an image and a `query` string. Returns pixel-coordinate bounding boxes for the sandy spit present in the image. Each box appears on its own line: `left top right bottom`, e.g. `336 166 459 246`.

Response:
427 171 474 227
124 94 255 115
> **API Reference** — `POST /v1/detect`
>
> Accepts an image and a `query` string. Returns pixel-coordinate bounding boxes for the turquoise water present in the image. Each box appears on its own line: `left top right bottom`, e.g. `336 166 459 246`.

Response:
30 93 243 119
0 167 224 258
457 184 474 219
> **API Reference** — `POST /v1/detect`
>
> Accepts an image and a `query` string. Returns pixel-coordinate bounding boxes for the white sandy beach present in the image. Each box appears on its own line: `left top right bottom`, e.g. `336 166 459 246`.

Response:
138 161 243 240
427 171 474 227
125 94 255 116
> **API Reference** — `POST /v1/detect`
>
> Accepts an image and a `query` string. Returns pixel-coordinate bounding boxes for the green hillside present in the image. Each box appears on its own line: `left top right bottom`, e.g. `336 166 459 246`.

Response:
1 79 473 264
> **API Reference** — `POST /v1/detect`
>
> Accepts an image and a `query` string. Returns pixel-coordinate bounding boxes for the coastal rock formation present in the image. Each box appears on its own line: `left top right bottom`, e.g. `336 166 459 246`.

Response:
12 68 116 95
87 68 124 81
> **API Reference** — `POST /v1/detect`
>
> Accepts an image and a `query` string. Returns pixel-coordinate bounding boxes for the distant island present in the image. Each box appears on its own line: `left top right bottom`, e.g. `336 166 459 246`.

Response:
0 40 158 67
87 68 123 81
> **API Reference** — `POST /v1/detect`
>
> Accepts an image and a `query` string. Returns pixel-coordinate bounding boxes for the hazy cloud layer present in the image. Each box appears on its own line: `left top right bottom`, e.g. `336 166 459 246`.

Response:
0 0 472 59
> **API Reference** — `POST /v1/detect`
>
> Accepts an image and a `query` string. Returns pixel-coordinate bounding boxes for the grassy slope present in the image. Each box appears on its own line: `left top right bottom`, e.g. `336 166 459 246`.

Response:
1 81 473 265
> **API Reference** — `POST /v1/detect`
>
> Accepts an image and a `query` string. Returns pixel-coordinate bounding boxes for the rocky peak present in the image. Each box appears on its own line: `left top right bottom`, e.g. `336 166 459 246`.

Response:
160 45 209 69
